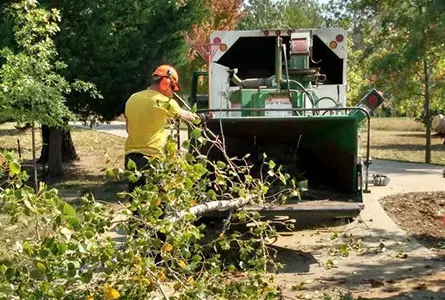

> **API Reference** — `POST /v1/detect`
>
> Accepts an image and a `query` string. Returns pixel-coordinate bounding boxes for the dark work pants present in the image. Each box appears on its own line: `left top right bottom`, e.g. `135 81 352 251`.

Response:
124 152 150 193
124 152 166 247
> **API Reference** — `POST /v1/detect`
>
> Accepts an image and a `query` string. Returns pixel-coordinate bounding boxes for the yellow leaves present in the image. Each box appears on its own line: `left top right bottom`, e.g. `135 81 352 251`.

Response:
104 284 120 300
187 276 195 285
162 243 173 253
142 278 151 286
178 260 187 268
190 199 197 207
218 233 224 239
85 296 94 300
173 282 182 291
157 271 167 281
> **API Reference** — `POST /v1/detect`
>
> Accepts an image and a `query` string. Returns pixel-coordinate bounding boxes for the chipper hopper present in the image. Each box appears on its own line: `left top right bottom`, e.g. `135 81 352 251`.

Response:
188 28 385 223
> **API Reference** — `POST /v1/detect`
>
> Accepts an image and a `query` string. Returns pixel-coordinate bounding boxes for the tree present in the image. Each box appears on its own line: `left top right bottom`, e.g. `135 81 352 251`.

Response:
237 0 287 29
0 0 100 183
285 0 325 28
184 0 244 65
237 0 325 30
31 0 209 169
343 0 445 163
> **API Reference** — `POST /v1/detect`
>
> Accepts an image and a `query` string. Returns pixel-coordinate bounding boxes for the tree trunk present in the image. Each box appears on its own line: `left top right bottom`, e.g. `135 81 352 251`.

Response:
424 58 431 164
48 128 64 177
38 125 50 164
61 130 79 162
31 123 38 192
39 125 79 164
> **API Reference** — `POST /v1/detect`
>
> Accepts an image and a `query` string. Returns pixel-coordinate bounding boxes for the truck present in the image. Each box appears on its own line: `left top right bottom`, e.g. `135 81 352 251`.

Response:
187 28 385 223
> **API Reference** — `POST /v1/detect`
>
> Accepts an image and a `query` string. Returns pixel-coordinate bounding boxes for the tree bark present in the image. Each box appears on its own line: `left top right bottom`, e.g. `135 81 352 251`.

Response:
48 127 63 177
38 125 50 164
39 125 79 164
424 58 431 164
167 196 253 223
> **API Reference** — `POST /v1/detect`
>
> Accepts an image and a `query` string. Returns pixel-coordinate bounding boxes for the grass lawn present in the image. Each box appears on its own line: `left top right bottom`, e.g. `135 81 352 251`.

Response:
362 117 445 165
370 117 425 132
364 130 445 165
0 123 127 203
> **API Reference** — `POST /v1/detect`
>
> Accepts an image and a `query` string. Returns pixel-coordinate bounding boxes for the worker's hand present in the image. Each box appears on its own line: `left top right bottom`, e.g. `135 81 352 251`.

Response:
197 112 214 123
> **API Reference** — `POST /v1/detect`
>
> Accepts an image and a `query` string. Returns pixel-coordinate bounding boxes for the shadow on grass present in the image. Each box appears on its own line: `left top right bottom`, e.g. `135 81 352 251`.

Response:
392 132 445 140
358 289 445 300
0 127 26 137
49 172 127 203
372 143 444 152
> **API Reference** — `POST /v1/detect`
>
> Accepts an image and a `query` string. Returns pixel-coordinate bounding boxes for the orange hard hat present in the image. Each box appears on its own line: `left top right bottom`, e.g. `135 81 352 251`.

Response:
152 65 180 91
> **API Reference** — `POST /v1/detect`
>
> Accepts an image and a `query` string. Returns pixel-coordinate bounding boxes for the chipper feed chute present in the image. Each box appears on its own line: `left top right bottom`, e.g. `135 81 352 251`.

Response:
189 28 385 223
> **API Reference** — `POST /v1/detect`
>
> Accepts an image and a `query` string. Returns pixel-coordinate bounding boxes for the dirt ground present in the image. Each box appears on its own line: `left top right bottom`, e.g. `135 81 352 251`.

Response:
379 191 445 259
274 191 445 299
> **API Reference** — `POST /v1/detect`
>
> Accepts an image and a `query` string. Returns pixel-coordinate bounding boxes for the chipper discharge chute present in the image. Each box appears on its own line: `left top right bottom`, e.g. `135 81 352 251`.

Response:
189 28 385 223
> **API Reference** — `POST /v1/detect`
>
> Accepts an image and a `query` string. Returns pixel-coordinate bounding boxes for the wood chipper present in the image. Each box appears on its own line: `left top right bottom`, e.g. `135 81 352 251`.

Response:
187 28 385 223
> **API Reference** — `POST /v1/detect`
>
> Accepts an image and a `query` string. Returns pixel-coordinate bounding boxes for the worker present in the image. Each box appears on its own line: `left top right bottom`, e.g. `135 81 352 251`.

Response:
124 64 208 192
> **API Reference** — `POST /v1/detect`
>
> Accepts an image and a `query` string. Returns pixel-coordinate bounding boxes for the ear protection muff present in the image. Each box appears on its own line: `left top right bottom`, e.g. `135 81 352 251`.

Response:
158 77 171 92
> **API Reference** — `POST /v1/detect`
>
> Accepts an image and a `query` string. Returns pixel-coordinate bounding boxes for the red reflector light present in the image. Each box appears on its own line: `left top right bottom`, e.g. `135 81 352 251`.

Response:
213 37 221 44
263 30 269 36
367 95 379 107
275 30 281 36
336 34 344 42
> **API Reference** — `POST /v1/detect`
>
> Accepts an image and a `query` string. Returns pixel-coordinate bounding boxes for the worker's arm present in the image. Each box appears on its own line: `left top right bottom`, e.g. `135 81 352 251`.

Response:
179 108 199 122
168 99 213 123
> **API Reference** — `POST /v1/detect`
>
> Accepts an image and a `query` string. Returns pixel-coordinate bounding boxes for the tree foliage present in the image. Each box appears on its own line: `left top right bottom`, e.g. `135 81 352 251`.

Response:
334 0 445 162
237 0 324 30
184 0 244 62
0 0 99 127
35 0 208 122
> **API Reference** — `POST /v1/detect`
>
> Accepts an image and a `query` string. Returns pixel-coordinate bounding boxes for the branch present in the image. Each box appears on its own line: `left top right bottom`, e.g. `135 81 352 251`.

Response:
168 196 254 223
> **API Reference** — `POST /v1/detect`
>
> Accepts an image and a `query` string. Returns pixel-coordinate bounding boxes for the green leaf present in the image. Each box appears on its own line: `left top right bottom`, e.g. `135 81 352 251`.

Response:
85 229 95 239
39 249 50 259
207 189 217 200
191 103 198 113
57 242 67 255
191 128 202 139
67 217 81 230
5 268 15 281
53 285 65 298
61 202 76 217
67 263 76 278
192 254 202 262
81 271 92 283
9 161 20 176
30 269 43 279
268 160 276 169
127 159 137 170
36 262 46 273
216 161 226 169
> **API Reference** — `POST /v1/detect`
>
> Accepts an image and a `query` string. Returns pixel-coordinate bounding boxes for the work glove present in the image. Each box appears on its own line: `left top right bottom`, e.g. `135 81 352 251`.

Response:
196 112 214 123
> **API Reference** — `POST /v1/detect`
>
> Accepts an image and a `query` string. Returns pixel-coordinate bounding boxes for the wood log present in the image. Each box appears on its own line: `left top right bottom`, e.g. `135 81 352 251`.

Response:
168 196 254 223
